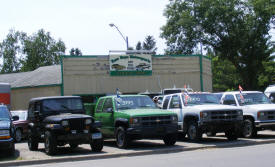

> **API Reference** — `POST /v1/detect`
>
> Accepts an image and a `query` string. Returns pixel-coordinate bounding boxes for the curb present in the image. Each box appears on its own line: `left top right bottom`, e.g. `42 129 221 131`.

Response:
1 139 275 167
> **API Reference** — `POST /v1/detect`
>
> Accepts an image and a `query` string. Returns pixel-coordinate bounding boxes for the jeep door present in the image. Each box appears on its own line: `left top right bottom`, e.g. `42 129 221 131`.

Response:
99 98 115 136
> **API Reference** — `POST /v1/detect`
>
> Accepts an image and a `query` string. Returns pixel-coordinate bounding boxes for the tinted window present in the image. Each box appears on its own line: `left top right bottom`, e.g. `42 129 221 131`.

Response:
162 96 171 109
96 99 104 113
42 98 83 114
28 103 35 119
102 98 113 112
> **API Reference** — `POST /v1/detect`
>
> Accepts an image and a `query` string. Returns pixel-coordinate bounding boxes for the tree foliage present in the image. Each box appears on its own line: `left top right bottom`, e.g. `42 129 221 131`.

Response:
142 35 157 53
70 48 82 56
0 30 25 73
136 41 142 50
20 29 66 72
161 0 275 90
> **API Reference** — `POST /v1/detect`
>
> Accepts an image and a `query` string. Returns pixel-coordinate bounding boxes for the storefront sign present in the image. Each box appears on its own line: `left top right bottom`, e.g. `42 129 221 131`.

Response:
109 54 152 76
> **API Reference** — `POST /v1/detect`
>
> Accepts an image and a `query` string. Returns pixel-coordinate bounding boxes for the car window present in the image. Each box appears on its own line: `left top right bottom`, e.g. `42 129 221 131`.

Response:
0 106 10 121
223 95 236 105
102 98 113 112
96 99 104 113
269 93 275 103
116 96 156 110
162 96 171 109
169 95 182 109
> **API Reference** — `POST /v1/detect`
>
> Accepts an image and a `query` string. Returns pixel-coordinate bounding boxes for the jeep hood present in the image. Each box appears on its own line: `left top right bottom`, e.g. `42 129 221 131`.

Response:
43 113 92 123
187 104 239 111
119 108 175 117
0 120 10 129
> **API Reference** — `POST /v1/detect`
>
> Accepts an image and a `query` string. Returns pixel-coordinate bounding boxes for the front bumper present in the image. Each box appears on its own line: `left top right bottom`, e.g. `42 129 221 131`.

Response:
199 120 242 132
56 132 102 143
126 124 178 139
0 138 14 150
255 120 275 128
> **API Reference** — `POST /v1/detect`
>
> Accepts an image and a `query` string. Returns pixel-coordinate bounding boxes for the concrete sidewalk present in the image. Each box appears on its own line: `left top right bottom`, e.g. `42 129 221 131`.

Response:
1 131 275 166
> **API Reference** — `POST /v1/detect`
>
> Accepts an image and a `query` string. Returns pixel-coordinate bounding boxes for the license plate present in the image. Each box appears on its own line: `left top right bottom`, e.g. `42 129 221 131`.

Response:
71 130 77 134
92 133 102 139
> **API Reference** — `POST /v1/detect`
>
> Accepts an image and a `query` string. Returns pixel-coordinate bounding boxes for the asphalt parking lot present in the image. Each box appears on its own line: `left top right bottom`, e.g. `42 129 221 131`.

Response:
1 131 275 166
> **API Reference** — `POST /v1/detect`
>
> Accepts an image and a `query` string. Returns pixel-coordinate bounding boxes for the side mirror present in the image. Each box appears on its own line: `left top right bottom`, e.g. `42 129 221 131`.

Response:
107 108 113 113
12 115 19 121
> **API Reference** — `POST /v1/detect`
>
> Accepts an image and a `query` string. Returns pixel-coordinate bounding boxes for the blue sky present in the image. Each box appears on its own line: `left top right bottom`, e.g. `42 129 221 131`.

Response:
0 0 168 55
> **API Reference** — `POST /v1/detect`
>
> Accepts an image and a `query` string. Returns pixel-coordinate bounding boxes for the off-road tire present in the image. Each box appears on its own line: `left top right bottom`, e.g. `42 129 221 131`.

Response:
28 129 38 151
15 129 22 142
187 121 202 141
115 126 130 149
44 131 57 155
242 119 257 138
163 134 177 146
90 138 104 152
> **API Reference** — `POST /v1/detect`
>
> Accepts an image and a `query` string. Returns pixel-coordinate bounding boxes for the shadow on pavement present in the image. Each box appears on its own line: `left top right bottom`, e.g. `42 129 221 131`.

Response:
0 149 20 161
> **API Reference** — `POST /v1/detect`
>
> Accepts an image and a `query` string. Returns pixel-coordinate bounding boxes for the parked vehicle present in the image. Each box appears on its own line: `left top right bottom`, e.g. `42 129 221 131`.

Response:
27 96 103 155
221 91 275 138
94 95 178 148
10 110 28 142
162 92 243 141
0 104 19 156
265 85 275 103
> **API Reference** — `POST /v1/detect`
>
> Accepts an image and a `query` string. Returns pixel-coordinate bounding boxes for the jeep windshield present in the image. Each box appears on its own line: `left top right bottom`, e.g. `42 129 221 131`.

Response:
236 93 271 105
182 94 220 106
42 98 84 114
115 96 157 110
0 106 10 121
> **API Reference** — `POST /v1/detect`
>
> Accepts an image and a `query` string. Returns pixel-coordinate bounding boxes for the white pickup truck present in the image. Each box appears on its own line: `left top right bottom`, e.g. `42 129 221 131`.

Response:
162 92 243 141
221 91 275 138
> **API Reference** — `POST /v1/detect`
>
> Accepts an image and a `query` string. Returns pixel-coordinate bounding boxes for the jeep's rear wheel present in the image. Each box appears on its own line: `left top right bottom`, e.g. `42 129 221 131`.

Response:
243 119 257 138
90 138 103 152
187 121 202 141
163 134 177 146
115 126 130 149
44 131 57 155
28 129 38 151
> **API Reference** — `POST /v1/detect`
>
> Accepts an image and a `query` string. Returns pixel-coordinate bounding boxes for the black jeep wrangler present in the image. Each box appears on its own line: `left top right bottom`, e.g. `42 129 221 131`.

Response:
27 96 103 155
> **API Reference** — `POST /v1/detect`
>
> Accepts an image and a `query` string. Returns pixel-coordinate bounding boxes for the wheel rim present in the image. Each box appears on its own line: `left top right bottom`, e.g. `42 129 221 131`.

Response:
243 121 252 137
188 125 196 140
16 129 22 142
117 130 124 147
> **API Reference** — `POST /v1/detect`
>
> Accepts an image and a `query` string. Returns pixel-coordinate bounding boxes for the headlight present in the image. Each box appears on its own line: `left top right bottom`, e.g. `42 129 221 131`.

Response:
200 112 208 119
0 130 10 136
85 119 92 125
130 117 140 125
61 120 69 126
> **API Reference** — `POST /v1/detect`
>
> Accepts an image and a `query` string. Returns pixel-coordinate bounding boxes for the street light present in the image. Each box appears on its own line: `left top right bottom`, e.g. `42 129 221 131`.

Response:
109 23 129 50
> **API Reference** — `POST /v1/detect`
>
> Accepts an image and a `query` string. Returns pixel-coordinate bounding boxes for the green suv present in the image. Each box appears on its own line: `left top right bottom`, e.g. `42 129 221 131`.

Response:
94 95 178 148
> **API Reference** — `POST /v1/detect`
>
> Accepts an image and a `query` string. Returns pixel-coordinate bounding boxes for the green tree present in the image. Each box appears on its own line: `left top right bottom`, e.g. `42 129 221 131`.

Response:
21 29 66 72
70 48 82 56
142 35 157 53
0 30 25 73
136 41 142 50
161 0 275 90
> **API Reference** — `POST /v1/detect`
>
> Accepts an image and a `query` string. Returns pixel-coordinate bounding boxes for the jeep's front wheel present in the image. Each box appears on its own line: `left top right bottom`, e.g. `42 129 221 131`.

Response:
187 121 202 141
163 134 177 146
28 129 38 151
115 126 130 149
90 138 103 152
44 131 57 155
